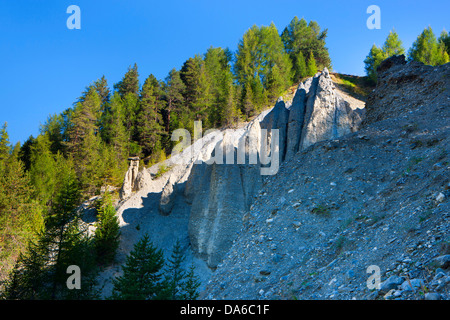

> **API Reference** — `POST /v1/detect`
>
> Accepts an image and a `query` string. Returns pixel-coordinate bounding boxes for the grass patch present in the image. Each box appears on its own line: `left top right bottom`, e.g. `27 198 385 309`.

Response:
154 163 171 179
311 204 331 216
331 73 373 98
406 156 423 173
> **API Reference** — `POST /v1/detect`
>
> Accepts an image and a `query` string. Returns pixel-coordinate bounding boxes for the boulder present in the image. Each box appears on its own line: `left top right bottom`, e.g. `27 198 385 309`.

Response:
159 173 178 216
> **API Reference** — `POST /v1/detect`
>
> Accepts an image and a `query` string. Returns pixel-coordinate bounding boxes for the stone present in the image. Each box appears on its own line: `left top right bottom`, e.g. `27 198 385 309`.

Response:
432 255 450 269
159 174 178 216
379 275 404 294
400 278 424 291
436 192 445 203
425 293 441 300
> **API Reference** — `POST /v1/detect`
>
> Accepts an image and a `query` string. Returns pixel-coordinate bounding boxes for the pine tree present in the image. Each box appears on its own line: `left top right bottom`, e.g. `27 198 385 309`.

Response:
180 55 211 123
408 26 450 66
0 145 44 283
110 234 165 300
0 123 10 161
292 51 307 83
3 162 99 299
114 64 140 99
364 44 386 84
64 88 101 160
382 29 405 57
234 23 292 114
94 193 120 265
162 68 186 139
281 17 331 77
93 75 111 107
439 29 450 56
182 264 201 300
158 240 201 300
136 74 165 158
40 114 65 155
29 134 58 207
162 239 186 300
18 135 36 171
306 51 318 77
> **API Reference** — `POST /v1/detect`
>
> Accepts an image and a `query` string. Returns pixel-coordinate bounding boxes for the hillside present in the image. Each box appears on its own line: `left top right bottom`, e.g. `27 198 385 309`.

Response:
202 56 450 300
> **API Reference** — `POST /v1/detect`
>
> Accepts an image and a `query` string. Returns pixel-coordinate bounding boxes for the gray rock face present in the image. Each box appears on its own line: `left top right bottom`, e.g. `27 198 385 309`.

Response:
186 68 364 268
188 160 247 268
116 69 365 269
260 97 290 162
285 68 362 158
285 82 308 159
299 68 354 150
159 174 178 216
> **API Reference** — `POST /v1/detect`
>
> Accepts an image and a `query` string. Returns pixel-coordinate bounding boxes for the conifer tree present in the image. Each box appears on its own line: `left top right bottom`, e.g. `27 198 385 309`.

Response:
382 29 405 57
40 114 65 155
93 75 111 107
439 29 450 56
3 161 99 299
235 23 291 115
306 51 318 77
111 234 165 300
292 51 307 83
94 193 120 265
408 26 450 66
0 123 10 161
162 68 186 138
364 44 386 84
0 143 44 283
114 63 140 99
182 264 201 300
281 17 331 78
162 239 186 300
136 74 165 158
29 134 58 207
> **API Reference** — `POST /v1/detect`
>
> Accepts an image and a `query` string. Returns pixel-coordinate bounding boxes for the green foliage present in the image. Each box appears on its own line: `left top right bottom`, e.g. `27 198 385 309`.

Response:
364 29 406 84
110 236 200 300
0 123 11 160
408 26 450 66
136 74 165 158
160 240 200 300
2 164 99 299
382 29 405 57
110 234 165 300
154 163 171 179
94 193 120 265
114 63 140 99
281 17 331 81
1 17 333 298
234 23 292 117
364 44 386 84
0 149 44 283
439 29 450 56
306 51 318 77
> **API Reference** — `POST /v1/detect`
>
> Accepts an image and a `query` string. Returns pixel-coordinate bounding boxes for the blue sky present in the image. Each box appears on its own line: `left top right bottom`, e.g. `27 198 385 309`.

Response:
1 0 448 145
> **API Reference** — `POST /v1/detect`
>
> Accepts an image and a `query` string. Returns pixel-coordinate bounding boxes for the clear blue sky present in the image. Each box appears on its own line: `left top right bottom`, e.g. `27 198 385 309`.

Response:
1 0 448 145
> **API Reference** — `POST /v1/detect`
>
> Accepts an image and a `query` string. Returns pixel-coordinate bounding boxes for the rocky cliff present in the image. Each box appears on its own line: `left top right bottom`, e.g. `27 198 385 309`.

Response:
201 57 450 300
